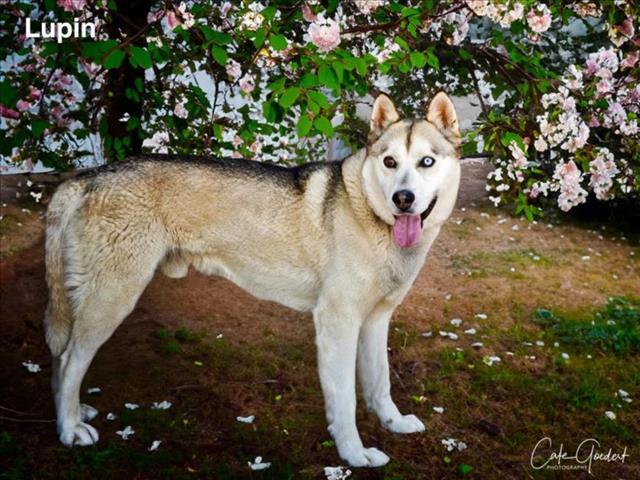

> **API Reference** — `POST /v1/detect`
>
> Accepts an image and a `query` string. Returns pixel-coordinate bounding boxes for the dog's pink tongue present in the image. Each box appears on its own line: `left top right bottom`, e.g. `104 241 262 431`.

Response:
392 215 422 248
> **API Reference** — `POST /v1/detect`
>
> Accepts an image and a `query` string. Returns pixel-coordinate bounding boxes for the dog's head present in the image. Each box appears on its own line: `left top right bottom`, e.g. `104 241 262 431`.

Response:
362 93 462 248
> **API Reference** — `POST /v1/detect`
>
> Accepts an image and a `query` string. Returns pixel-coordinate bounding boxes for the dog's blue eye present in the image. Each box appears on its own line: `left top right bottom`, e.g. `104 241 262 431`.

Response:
420 156 435 168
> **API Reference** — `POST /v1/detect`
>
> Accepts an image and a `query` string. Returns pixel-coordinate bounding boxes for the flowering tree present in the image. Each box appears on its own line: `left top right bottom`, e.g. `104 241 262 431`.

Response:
0 0 638 218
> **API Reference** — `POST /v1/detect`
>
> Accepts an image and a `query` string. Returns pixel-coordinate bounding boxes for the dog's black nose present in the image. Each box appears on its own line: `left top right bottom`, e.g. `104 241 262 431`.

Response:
392 190 415 211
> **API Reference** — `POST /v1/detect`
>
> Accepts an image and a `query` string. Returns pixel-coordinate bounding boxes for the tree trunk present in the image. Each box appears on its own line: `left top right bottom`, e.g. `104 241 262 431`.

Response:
103 0 155 162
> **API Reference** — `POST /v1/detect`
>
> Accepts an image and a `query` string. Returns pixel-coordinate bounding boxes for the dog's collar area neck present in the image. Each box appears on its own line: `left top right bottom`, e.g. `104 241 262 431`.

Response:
420 197 438 226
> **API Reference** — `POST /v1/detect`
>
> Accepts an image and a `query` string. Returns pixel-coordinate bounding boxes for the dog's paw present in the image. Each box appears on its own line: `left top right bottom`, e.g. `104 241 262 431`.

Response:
80 404 98 422
385 414 425 434
59 422 99 447
341 446 390 468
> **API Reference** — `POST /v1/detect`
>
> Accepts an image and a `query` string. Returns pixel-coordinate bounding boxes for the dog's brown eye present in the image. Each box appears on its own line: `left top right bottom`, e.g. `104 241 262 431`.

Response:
383 156 397 169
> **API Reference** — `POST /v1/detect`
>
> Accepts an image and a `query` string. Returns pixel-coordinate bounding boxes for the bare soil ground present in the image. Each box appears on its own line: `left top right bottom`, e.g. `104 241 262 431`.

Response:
0 162 638 479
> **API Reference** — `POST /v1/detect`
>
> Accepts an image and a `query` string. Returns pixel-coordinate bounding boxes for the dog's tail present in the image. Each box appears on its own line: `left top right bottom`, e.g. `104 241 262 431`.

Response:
44 180 84 357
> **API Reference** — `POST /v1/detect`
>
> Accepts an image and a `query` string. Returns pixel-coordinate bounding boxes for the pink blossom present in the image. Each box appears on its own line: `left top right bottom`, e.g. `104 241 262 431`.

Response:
225 59 242 82
220 2 232 19
28 87 42 100
526 5 551 34
57 0 85 12
308 16 341 53
0 105 20 119
147 10 163 23
589 148 619 200
51 105 70 127
173 101 188 119
596 78 612 97
588 116 600 128
239 74 255 93
79 59 99 77
166 11 181 29
302 3 316 22
553 160 587 211
622 51 639 69
232 135 243 147
354 0 383 15
16 99 31 112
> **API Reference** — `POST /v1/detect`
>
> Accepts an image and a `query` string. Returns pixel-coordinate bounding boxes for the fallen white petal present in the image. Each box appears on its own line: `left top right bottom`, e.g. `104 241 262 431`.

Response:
106 412 116 421
483 356 501 366
152 400 172 410
421 331 432 338
464 328 477 335
116 425 135 439
324 466 352 480
617 389 630 399
432 406 444 414
148 440 161 451
475 313 487 320
471 342 483 349
87 387 101 394
248 456 271 471
22 361 41 373
124 403 139 410
605 411 616 420
450 318 462 327
237 415 255 424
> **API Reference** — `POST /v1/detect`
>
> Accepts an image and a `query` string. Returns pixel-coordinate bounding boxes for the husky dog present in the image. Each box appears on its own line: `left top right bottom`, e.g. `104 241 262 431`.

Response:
44 93 461 467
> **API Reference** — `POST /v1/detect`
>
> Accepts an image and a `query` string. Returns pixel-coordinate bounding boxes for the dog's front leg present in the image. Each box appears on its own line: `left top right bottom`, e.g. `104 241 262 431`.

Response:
358 300 425 434
313 304 390 468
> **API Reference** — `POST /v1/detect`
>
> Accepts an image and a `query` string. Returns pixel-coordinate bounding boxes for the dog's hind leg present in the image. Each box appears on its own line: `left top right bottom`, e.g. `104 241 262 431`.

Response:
357 298 425 434
56 255 160 447
313 302 390 468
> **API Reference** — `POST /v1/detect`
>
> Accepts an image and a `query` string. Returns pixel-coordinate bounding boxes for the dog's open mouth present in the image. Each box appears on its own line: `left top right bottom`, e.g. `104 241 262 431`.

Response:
392 197 438 248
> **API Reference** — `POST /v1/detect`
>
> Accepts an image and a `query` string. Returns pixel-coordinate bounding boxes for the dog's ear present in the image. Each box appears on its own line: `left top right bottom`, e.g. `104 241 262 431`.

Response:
427 92 460 146
370 94 400 139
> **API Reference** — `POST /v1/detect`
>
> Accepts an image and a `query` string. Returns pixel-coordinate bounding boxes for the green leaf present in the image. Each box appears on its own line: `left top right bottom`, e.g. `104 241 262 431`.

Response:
353 57 367 76
426 50 439 70
299 74 318 88
269 33 287 51
201 26 232 45
129 46 152 69
318 65 339 90
332 61 344 83
31 119 50 137
308 99 320 115
307 91 329 109
394 36 410 51
211 46 228 66
409 51 426 68
297 115 312 137
0 80 18 106
267 77 286 92
102 49 125 69
253 27 266 49
279 87 301 109
81 40 118 60
126 116 140 132
458 48 472 60
314 116 333 137
459 464 473 475
500 132 525 150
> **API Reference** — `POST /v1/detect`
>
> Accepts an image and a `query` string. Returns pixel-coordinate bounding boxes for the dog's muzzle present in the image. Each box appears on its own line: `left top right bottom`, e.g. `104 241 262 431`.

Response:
420 196 438 227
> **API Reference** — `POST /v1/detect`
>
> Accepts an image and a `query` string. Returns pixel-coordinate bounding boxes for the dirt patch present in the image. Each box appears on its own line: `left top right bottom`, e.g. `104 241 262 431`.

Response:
0 162 638 479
